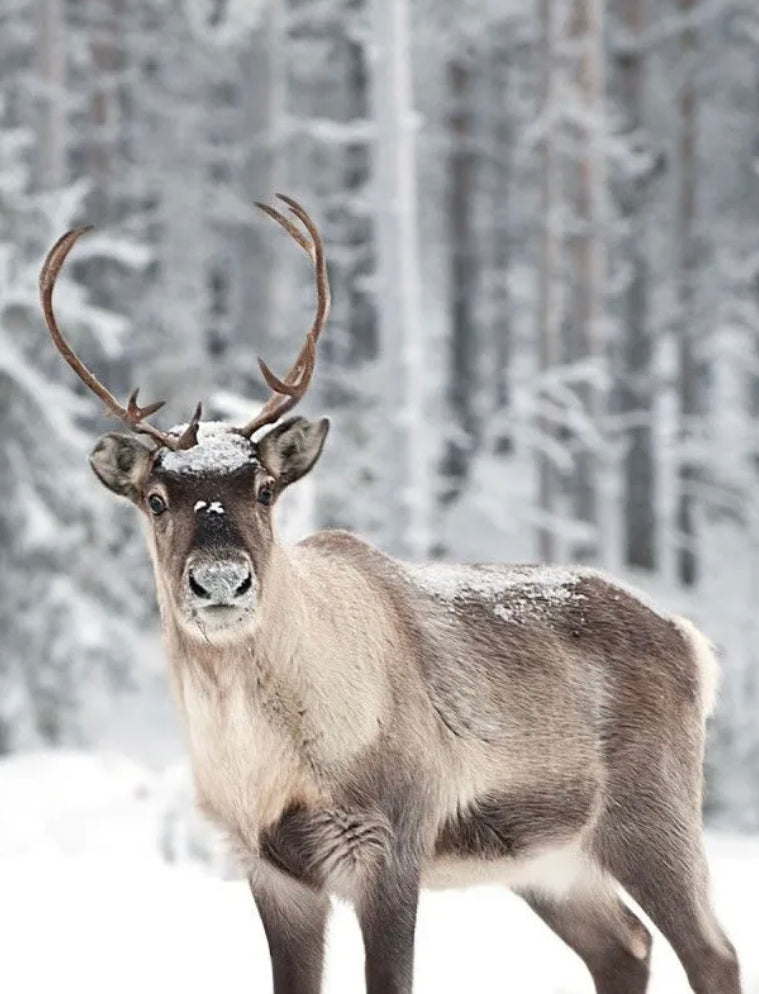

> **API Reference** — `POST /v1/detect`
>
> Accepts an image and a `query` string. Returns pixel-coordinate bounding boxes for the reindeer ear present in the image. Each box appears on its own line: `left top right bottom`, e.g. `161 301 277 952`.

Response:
257 417 329 487
89 432 156 503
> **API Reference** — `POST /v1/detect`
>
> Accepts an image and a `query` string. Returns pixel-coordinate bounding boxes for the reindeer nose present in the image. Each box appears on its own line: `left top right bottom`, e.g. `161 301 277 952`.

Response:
188 559 254 605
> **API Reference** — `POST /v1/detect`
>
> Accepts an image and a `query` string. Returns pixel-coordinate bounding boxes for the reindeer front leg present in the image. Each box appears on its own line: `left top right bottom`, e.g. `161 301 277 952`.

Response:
356 848 421 994
251 878 329 994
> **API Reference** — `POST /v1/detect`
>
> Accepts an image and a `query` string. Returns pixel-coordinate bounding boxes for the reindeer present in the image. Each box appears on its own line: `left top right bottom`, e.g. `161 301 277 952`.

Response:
40 196 740 994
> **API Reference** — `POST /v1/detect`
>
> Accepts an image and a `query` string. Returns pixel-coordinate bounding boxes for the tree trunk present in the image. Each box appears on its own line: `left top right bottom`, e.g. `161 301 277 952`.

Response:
235 23 278 384
370 0 430 558
489 26 513 447
87 0 125 218
442 57 479 504
565 0 607 564
537 0 561 562
676 0 699 586
35 0 66 189
618 0 656 570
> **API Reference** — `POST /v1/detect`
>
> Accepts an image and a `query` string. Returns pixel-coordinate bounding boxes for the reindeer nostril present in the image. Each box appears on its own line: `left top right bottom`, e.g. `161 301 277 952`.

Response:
189 571 211 599
235 574 253 597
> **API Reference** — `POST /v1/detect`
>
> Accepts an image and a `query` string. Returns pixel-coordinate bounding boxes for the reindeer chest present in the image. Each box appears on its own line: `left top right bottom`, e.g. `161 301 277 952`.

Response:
178 668 322 844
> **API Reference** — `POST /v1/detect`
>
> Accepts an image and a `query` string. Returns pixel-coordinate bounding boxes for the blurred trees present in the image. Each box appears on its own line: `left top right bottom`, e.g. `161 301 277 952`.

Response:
0 0 144 749
2 0 759 823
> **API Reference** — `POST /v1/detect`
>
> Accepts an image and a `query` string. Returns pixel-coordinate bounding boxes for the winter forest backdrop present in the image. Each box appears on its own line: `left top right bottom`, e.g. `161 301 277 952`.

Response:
2 0 759 838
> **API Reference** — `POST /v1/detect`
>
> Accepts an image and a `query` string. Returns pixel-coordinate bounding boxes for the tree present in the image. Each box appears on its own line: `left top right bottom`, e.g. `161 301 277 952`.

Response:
675 0 700 585
536 0 562 563
0 0 150 749
612 0 657 570
370 0 431 558
563 0 609 564
34 0 65 190
0 165 142 749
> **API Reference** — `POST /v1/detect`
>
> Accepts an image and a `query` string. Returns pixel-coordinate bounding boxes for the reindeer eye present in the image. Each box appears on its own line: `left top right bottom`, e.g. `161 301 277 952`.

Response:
147 493 167 515
257 485 273 507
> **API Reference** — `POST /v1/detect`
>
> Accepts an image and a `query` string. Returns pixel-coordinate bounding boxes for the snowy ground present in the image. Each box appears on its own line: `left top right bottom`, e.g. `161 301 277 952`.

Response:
1 752 757 994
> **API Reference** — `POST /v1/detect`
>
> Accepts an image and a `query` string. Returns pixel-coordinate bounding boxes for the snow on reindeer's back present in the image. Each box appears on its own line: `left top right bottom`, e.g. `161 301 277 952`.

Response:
403 562 588 624
159 422 258 476
403 561 667 626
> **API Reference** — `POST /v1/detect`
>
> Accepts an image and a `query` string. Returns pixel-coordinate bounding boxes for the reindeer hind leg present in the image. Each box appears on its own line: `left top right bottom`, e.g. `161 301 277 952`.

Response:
590 796 740 994
519 884 652 994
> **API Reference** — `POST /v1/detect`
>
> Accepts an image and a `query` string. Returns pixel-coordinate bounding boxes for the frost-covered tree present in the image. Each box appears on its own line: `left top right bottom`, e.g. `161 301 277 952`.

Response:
0 146 142 748
0 0 154 749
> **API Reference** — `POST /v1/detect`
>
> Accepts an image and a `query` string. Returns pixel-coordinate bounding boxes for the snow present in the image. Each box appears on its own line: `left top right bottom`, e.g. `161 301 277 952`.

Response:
0 328 91 449
0 751 154 858
1 750 756 994
193 499 225 515
405 562 584 602
68 232 153 270
405 562 588 623
159 422 258 476
183 0 269 48
403 562 674 627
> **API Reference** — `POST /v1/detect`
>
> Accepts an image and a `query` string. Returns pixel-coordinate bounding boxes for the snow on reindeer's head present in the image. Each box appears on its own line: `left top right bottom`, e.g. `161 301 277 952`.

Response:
39 196 330 638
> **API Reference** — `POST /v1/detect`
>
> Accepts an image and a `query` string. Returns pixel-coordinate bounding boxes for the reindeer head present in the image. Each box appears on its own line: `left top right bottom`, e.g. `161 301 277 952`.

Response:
40 196 330 637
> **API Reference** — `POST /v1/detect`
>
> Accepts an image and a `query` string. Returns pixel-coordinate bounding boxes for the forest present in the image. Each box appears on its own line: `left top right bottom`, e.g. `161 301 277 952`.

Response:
1 0 759 832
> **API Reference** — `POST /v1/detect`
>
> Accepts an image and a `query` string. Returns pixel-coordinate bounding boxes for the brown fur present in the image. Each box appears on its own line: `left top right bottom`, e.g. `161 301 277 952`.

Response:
89 423 741 994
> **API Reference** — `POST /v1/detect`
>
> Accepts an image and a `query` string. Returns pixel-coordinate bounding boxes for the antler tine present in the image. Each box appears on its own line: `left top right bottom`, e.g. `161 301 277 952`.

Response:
251 196 320 397
254 202 313 258
277 193 331 347
239 196 331 439
167 401 203 451
40 227 200 452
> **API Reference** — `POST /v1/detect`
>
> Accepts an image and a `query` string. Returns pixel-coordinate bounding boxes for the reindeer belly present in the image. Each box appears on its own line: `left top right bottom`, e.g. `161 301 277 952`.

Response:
423 842 594 897
424 779 598 895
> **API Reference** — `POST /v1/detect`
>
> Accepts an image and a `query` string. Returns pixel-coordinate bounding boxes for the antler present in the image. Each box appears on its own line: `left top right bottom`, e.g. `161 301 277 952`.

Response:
39 227 201 451
41 196 329 450
238 194 331 438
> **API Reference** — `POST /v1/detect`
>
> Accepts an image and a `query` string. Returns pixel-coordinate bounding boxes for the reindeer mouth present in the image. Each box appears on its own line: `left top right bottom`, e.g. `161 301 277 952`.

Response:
191 602 256 637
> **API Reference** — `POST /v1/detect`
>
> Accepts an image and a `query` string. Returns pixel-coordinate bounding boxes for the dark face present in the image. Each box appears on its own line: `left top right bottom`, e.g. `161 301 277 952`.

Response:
89 418 328 636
